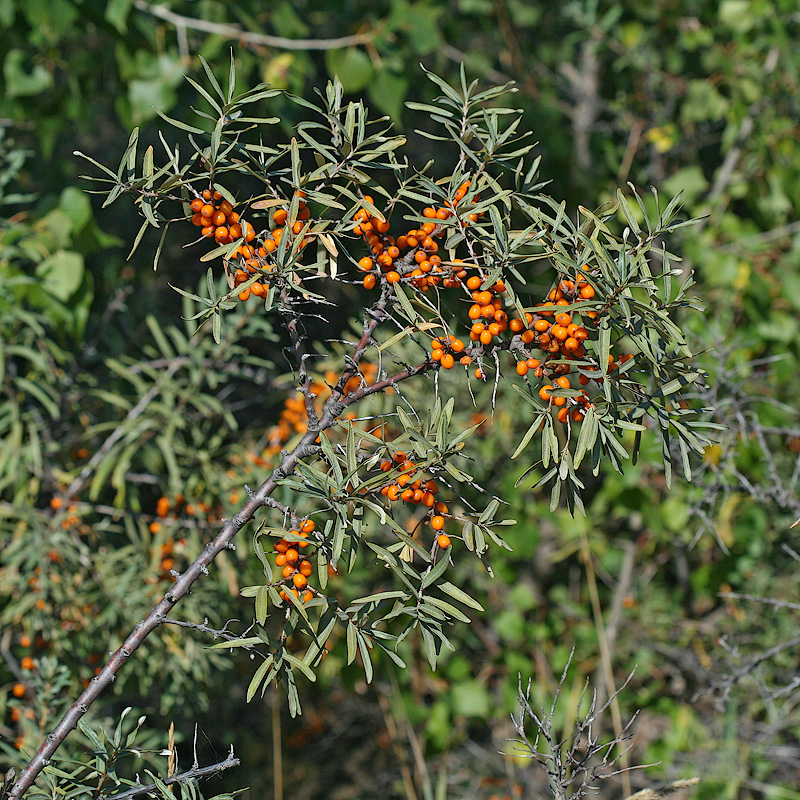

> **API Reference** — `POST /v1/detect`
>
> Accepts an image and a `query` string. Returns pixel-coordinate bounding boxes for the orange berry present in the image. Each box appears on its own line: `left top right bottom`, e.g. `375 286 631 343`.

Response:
363 274 376 290
49 497 63 510
386 271 400 283
292 573 308 590
20 657 35 671
440 353 455 369
516 361 529 376
12 682 25 698
431 515 445 531
299 560 313 577
437 534 451 548
282 564 296 579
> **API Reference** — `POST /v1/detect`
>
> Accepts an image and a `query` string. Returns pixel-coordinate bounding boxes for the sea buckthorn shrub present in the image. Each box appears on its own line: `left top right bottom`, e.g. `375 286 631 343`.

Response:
4 61 716 799
77 58 714 695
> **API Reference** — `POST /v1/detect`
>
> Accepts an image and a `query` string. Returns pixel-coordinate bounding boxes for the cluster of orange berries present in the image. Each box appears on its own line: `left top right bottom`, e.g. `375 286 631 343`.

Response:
231 194 315 302
190 189 316 303
190 189 255 245
264 364 380 456
151 536 182 579
49 495 81 529
272 520 317 603
355 181 478 291
377 452 452 549
432 266 632 425
154 493 214 521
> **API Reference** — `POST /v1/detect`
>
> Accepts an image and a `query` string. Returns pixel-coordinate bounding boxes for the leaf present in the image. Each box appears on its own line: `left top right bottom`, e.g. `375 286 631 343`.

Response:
246 656 275 702
3 49 53 97
438 581 483 611
36 250 84 301
421 555 450 590
424 596 470 623
325 48 375 94
379 321 442 351
392 283 417 322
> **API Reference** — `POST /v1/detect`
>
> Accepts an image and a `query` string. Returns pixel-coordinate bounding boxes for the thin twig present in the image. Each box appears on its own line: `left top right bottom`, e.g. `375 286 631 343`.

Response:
133 0 374 51
103 751 239 800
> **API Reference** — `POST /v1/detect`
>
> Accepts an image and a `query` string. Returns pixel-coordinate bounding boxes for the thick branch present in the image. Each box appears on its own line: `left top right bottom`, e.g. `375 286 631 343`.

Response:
8 286 430 799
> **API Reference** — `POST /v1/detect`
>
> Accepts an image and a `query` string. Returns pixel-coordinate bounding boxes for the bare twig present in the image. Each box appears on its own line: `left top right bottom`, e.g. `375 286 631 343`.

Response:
133 0 374 51
507 652 650 800
103 750 239 800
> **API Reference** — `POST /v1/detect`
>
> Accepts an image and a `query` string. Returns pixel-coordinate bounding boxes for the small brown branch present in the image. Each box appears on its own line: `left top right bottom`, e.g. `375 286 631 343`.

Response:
133 0 374 51
707 632 800 709
103 751 240 800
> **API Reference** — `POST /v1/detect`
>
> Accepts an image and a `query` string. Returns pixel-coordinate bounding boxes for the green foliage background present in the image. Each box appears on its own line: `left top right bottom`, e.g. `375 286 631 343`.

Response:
1 1 799 799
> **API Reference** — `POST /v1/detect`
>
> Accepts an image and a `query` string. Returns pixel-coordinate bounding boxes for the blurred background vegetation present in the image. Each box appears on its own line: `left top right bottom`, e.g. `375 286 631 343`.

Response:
1 1 799 799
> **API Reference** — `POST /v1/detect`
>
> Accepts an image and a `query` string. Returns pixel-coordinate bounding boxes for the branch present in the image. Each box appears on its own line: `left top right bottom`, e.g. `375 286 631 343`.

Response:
133 0 375 51
8 285 425 799
103 751 240 800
